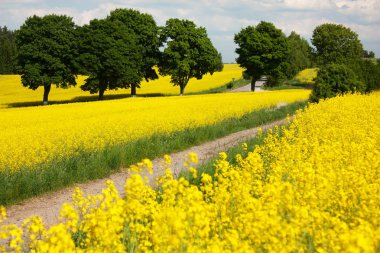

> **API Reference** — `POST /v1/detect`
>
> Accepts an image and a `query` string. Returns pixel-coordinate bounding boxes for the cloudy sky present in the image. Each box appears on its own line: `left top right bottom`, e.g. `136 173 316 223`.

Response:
1 0 379 62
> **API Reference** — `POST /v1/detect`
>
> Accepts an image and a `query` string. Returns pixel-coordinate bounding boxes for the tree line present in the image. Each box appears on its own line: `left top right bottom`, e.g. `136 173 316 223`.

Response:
234 21 379 101
5 9 222 104
1 8 379 104
0 26 17 74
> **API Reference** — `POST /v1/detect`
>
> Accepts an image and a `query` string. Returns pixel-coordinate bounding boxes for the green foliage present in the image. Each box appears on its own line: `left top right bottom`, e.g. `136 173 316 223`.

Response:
159 18 223 95
362 50 375 59
0 26 17 74
77 16 142 100
312 23 363 65
349 59 380 92
16 15 78 105
310 64 365 102
285 32 313 77
107 9 161 96
265 62 292 87
234 21 288 90
267 32 313 87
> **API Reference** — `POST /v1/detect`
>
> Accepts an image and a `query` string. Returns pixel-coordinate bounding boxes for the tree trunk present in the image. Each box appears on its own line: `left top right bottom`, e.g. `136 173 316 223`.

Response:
131 84 136 97
180 85 185 96
43 84 51 105
251 77 256 92
99 89 105 100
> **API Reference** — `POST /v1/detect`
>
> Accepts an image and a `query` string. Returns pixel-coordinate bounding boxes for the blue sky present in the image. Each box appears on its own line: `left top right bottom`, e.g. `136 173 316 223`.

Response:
1 0 379 63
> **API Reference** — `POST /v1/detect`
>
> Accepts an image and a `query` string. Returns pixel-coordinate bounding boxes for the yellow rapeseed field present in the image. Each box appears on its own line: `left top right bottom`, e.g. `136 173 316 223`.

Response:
1 92 378 252
294 68 318 84
0 64 243 108
0 90 309 172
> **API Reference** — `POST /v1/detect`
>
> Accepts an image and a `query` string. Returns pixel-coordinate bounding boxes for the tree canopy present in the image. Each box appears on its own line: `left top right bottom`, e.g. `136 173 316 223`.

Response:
234 21 288 91
77 16 142 100
16 15 78 105
265 31 314 86
312 23 363 65
363 50 375 59
0 26 17 74
286 31 313 77
107 9 161 96
159 18 223 95
310 63 364 102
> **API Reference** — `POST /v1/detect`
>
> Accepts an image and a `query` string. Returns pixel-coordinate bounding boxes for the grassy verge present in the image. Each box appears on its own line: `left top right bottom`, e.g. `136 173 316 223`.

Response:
180 123 271 186
262 85 307 90
188 78 250 95
0 101 307 206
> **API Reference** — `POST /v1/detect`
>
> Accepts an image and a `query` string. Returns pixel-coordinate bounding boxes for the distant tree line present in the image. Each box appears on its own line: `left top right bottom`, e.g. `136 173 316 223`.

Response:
6 9 222 104
234 22 380 101
0 26 17 74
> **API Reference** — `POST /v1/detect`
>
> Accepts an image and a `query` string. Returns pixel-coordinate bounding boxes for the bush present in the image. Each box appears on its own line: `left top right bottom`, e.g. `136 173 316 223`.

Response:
310 64 364 102
349 59 380 92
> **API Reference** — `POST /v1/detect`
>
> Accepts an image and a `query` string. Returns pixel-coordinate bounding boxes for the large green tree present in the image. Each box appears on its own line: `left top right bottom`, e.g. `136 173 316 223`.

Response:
107 9 161 97
234 21 288 91
312 23 363 65
159 18 223 95
0 26 17 74
16 15 78 105
77 17 142 100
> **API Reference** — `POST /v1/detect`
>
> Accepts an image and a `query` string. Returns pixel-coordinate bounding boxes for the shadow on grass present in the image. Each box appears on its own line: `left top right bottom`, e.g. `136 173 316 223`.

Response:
6 92 168 108
5 79 250 108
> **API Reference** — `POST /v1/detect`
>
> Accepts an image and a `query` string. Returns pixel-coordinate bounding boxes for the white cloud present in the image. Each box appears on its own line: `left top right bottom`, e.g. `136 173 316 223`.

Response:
335 0 380 22
0 0 44 3
283 0 334 10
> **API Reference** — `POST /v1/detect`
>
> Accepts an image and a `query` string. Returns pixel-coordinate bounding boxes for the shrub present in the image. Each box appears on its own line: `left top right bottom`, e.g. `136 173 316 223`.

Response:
310 64 364 102
349 59 380 92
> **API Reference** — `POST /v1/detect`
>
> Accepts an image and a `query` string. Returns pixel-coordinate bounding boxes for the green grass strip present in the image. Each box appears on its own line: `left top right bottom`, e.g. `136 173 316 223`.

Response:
0 101 307 206
187 78 250 95
180 128 271 186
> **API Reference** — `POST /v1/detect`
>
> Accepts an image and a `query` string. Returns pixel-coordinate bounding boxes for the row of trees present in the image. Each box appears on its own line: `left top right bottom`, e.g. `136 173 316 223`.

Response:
15 9 222 104
233 21 379 100
3 9 379 104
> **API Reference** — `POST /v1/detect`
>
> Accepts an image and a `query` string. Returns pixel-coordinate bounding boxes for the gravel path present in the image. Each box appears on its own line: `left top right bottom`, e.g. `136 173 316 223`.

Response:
2 116 289 228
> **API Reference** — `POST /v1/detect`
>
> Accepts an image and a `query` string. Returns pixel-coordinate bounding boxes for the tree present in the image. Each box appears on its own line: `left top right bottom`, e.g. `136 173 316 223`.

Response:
234 21 288 91
107 9 161 97
363 50 375 59
16 15 78 105
268 32 313 86
310 63 364 102
0 26 17 74
77 17 142 100
286 32 313 77
350 59 380 92
312 23 363 65
159 18 223 95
